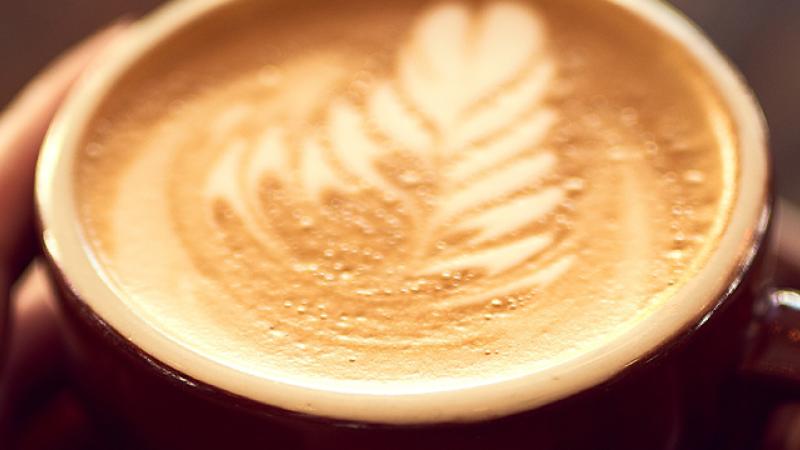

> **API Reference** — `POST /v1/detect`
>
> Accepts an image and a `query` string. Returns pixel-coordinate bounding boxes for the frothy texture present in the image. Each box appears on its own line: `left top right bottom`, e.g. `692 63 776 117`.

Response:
75 0 737 388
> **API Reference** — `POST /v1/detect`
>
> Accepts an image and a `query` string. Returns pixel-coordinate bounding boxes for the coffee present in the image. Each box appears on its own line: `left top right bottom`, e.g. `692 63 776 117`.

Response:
74 0 737 389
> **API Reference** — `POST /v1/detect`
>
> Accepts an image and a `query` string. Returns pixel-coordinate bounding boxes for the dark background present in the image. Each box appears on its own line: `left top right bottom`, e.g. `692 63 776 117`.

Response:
1 0 799 204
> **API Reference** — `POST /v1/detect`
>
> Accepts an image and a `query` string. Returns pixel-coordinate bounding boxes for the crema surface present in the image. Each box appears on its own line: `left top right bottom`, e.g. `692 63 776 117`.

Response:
76 0 738 388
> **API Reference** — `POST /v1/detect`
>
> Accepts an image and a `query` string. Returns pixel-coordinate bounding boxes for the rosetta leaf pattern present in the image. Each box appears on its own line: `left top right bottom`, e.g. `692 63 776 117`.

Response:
209 1 572 304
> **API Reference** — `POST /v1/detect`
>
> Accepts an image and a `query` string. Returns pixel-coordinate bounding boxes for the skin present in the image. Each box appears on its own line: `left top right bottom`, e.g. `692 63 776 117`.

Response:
0 19 798 450
0 22 128 450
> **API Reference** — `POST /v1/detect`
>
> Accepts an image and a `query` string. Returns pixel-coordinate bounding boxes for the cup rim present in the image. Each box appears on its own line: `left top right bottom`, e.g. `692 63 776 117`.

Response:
36 0 770 424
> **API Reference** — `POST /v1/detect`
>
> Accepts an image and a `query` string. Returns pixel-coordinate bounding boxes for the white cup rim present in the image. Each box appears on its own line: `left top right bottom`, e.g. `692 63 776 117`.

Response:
36 0 770 424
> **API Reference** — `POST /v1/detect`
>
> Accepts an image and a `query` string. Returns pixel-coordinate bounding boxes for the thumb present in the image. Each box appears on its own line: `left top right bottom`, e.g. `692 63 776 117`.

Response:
0 20 130 445
0 19 130 283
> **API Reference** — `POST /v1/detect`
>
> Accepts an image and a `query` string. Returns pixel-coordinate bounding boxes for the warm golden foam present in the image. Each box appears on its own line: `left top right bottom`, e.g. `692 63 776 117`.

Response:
75 0 737 385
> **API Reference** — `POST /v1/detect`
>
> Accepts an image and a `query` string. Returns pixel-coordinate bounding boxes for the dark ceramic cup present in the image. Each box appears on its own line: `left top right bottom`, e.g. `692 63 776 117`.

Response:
31 0 800 449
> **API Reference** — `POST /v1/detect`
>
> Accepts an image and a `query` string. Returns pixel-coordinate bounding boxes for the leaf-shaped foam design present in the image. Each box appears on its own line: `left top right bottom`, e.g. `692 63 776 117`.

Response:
327 99 403 197
458 186 564 244
437 152 557 220
423 233 553 276
398 2 543 137
447 109 556 182
388 2 563 283
206 139 248 216
204 1 570 306
245 129 289 188
453 61 555 148
300 135 346 199
368 82 433 154
205 138 281 249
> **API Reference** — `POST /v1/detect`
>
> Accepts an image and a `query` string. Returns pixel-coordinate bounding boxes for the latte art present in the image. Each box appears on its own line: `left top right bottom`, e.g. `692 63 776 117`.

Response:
199 3 570 314
76 0 738 386
175 1 577 370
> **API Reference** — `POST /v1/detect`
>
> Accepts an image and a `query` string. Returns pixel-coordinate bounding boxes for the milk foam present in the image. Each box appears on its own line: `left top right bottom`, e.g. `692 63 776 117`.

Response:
75 0 738 387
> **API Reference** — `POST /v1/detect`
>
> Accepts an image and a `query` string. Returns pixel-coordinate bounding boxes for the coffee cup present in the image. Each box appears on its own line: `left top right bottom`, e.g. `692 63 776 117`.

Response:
31 0 799 448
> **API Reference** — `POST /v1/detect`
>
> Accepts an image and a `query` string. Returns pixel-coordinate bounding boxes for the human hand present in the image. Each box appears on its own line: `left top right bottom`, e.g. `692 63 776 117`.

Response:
0 22 128 450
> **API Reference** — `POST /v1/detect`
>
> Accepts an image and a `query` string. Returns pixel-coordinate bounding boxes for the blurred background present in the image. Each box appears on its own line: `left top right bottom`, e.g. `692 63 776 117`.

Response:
1 0 799 204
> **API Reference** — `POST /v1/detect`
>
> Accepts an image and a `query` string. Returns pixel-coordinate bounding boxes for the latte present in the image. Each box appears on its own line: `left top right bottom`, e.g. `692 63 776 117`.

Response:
74 0 737 388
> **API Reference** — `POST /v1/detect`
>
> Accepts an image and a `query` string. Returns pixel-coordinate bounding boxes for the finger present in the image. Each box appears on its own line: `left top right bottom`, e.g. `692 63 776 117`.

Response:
0 20 129 283
0 290 66 447
0 21 130 447
6 287 97 450
1 265 60 407
0 20 129 366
